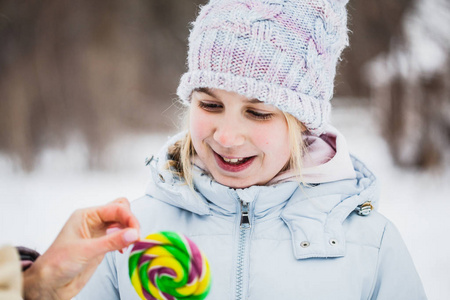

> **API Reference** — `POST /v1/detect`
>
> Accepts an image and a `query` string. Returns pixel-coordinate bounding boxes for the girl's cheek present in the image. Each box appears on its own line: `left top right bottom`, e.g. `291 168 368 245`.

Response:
252 121 288 148
252 128 270 146
190 112 214 142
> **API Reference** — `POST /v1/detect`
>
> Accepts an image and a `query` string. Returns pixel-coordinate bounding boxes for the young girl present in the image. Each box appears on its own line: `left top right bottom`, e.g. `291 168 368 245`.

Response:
78 0 426 299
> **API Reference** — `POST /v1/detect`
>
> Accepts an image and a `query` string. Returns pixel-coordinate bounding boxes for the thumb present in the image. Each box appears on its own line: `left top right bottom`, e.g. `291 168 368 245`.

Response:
88 228 139 257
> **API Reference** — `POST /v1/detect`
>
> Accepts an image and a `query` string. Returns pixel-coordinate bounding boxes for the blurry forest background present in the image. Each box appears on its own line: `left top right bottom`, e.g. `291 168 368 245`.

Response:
0 0 449 171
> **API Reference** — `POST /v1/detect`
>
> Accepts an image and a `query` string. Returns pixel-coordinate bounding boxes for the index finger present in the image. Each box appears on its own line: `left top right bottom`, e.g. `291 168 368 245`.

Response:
92 201 140 232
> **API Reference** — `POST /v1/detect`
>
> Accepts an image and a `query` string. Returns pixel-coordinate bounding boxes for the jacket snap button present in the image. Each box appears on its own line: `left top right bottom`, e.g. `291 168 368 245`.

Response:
329 239 338 246
300 241 310 248
355 201 373 216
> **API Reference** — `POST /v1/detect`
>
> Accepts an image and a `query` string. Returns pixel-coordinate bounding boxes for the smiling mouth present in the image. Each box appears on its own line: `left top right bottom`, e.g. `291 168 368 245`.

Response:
213 151 256 172
221 156 251 164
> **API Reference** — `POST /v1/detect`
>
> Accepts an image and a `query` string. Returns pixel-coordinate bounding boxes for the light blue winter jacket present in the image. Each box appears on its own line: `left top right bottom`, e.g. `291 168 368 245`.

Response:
77 132 426 300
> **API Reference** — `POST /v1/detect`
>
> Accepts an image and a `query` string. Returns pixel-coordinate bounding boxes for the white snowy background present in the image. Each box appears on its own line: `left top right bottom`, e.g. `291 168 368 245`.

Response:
1 101 449 299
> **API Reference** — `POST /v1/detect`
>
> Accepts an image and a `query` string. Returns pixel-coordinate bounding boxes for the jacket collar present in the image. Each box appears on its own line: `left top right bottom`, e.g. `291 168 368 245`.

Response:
191 165 300 219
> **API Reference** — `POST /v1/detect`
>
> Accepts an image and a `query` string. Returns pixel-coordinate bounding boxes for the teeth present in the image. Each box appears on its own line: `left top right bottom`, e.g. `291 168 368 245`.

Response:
223 157 244 163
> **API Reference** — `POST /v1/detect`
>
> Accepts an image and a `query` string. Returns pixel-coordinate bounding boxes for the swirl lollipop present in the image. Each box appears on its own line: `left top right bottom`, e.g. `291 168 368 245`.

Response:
128 231 211 300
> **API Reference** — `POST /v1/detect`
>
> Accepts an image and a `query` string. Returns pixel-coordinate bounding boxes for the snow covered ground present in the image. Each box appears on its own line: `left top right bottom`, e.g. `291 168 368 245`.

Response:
1 101 449 299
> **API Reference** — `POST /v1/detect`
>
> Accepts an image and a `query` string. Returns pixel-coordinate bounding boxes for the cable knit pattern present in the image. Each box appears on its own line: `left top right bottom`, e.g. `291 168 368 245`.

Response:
177 0 349 134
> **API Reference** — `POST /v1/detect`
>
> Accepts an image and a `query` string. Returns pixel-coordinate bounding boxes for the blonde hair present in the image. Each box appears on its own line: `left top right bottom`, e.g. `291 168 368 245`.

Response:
166 129 195 185
166 112 307 188
283 112 307 181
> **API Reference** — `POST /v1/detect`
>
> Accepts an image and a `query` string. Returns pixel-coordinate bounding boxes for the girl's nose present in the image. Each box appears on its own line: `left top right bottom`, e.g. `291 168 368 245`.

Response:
213 120 246 148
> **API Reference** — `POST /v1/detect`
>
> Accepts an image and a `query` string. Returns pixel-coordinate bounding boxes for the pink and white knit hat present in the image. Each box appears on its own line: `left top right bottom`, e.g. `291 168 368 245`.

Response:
177 0 349 134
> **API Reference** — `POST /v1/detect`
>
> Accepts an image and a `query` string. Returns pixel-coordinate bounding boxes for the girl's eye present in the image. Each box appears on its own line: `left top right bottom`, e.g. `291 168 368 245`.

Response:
247 110 273 120
198 101 223 112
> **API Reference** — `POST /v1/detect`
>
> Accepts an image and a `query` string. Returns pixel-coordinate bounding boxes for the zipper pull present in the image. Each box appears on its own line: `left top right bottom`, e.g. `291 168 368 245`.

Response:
240 199 251 229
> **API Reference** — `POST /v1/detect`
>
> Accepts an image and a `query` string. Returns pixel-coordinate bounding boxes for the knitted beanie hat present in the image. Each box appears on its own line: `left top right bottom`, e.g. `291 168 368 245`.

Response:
177 0 349 134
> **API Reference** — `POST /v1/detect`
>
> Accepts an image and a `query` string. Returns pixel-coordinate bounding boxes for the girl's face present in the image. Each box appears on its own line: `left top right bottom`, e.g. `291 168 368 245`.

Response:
190 88 290 189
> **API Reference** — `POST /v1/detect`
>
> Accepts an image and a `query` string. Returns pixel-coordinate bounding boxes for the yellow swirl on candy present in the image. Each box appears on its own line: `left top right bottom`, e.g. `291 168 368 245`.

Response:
129 232 211 300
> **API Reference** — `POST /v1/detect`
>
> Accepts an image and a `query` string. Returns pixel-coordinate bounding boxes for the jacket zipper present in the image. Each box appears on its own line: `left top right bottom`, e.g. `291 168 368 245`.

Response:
236 198 251 300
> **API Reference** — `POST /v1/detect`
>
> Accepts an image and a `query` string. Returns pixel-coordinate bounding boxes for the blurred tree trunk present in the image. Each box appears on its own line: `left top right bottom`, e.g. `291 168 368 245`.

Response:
336 0 413 97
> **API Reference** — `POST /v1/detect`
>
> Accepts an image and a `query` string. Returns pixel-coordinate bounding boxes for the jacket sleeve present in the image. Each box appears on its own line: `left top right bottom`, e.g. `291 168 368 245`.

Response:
75 252 120 300
369 221 427 300
0 246 22 300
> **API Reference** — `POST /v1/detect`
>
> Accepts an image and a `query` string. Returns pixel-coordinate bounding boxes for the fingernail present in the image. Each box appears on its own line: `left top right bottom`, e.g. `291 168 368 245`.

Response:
106 227 120 235
123 229 139 243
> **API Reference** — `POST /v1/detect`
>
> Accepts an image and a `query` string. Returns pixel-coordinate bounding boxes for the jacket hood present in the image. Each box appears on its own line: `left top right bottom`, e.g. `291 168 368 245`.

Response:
268 125 356 184
145 129 379 259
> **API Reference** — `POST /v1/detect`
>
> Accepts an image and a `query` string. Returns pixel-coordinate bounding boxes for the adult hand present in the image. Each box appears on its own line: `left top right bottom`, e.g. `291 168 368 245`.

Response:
22 198 140 300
